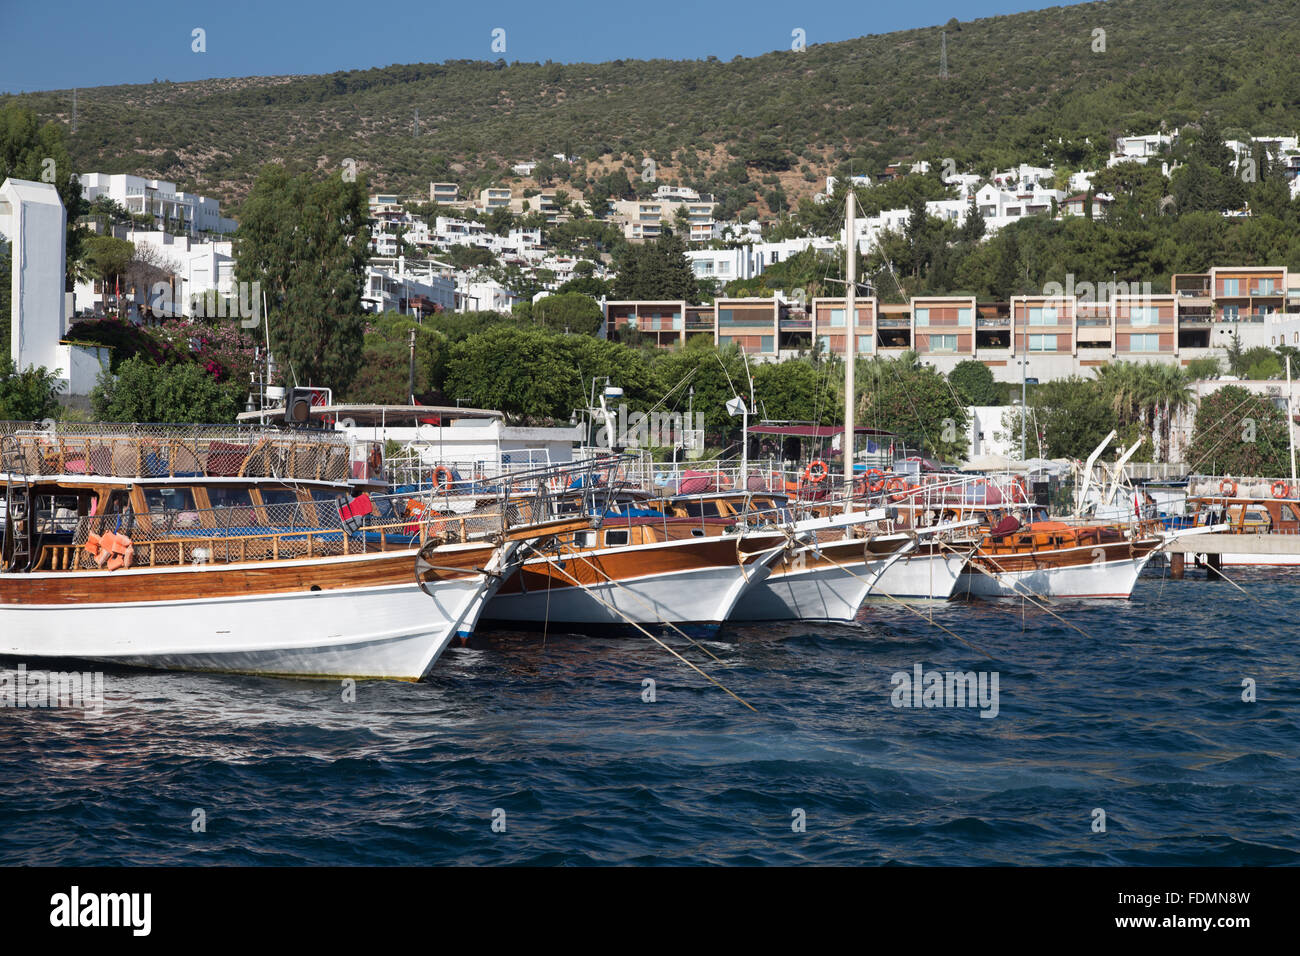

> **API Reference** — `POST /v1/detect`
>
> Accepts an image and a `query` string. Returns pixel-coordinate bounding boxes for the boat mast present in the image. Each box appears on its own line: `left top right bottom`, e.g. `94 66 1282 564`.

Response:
844 189 856 510
1288 355 1297 489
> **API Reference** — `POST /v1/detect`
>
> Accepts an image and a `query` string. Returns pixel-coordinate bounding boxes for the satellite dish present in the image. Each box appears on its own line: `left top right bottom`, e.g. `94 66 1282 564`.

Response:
726 396 747 417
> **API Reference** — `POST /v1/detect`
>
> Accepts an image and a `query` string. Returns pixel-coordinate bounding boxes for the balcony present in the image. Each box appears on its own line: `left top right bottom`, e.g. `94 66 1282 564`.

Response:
1076 317 1110 327
976 317 1010 329
877 317 911 329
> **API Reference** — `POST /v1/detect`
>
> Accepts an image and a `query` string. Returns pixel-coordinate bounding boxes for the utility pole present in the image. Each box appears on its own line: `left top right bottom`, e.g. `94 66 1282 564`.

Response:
1020 354 1027 462
940 32 948 80
407 327 417 405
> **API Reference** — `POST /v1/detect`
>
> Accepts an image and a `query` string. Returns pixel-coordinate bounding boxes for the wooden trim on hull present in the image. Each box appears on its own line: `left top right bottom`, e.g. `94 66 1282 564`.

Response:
0 544 498 606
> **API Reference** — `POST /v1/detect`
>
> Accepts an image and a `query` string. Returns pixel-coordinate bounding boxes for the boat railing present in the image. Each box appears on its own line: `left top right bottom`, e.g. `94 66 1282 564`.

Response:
0 422 360 483
30 456 631 572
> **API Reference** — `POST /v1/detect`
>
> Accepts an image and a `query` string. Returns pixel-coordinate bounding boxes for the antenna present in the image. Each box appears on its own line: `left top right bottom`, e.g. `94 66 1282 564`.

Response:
940 31 948 80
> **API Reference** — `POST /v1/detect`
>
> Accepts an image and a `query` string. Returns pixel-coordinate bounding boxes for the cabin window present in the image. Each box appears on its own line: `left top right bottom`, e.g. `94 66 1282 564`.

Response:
1280 504 1298 523
691 528 706 537
603 530 629 547
207 486 258 527
35 495 80 537
259 488 302 508
578 531 598 548
144 487 197 516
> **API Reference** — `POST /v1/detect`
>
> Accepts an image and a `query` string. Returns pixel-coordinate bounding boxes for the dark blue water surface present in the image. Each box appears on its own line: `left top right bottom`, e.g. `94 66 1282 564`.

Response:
2 568 1298 866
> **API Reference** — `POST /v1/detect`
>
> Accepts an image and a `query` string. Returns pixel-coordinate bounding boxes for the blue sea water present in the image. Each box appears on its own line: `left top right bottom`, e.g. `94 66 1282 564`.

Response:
1 567 1297 866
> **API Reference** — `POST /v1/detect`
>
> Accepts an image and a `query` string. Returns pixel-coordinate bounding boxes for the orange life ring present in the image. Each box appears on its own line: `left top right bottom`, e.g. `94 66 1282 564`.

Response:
1272 480 1290 499
884 477 908 502
433 466 454 490
804 459 829 484
1219 479 1238 497
865 467 885 493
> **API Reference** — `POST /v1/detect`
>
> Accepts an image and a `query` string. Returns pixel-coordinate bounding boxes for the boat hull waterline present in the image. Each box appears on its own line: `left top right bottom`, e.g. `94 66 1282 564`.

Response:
0 543 514 680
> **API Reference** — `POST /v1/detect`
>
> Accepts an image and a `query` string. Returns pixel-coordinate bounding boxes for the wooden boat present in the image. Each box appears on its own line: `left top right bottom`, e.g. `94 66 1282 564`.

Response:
1182 476 1300 567
481 512 788 635
863 473 1165 599
0 425 590 680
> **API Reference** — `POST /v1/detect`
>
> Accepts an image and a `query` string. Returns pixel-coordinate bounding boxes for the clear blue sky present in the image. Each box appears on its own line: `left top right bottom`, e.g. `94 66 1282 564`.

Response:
1 0 1091 94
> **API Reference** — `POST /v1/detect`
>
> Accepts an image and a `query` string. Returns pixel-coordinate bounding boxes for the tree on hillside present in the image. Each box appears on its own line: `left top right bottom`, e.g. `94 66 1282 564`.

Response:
235 164 369 392
532 292 602 335
611 230 699 302
949 359 999 406
81 236 135 313
857 354 967 460
1186 384 1291 476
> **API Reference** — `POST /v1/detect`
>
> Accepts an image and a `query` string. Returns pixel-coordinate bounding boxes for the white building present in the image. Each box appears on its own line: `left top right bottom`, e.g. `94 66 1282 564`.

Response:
457 278 522 313
70 229 236 321
1 178 108 396
78 172 237 236
362 257 455 316
687 237 836 283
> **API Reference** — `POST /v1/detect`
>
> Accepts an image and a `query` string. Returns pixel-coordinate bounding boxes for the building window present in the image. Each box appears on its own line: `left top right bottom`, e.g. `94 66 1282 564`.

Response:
857 335 873 354
930 334 957 352
914 307 930 326
1129 333 1160 352
1129 306 1157 326
829 308 845 327
1222 278 1240 296
1028 334 1057 352
1222 306 1240 320
1256 278 1276 295
957 308 973 326
1028 307 1057 325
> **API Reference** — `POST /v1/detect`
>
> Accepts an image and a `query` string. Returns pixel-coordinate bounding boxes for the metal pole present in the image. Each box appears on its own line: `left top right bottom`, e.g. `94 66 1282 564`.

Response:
1289 355 1297 487
1020 355 1027 461
408 327 417 405
844 190 857 507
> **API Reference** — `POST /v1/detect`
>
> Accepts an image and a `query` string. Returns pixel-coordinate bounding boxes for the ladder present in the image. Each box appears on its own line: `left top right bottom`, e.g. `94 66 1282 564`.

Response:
1 436 33 573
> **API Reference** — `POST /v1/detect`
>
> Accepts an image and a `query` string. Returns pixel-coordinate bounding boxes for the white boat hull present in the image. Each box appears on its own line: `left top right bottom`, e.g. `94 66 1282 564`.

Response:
869 550 967 601
483 553 777 634
0 545 514 680
730 546 887 622
957 550 1155 599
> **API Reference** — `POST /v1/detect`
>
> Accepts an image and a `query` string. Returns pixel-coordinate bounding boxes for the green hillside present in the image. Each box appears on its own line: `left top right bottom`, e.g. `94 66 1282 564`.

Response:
4 0 1300 218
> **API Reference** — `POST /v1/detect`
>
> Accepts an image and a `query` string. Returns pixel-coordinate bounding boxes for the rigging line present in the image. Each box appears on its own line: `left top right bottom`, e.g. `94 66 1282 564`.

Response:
811 530 995 660
522 545 758 712
555 542 729 664
932 536 1098 641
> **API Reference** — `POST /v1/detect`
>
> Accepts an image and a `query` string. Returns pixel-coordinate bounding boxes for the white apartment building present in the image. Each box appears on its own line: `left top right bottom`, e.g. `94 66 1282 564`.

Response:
613 197 717 242
990 164 1056 190
71 229 235 321
478 188 512 211
362 257 456 316
79 172 237 236
457 277 523 313
687 237 836 283
429 182 460 205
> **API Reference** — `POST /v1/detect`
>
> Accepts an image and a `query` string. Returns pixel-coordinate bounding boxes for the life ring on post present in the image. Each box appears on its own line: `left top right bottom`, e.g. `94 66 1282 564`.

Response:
367 446 383 475
884 477 908 502
804 459 829 484
865 467 885 493
433 466 454 491
1272 480 1290 499
1219 479 1238 498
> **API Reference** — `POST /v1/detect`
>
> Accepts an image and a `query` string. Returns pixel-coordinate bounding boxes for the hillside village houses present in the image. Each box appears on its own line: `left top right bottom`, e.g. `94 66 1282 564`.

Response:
47 125 1300 365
